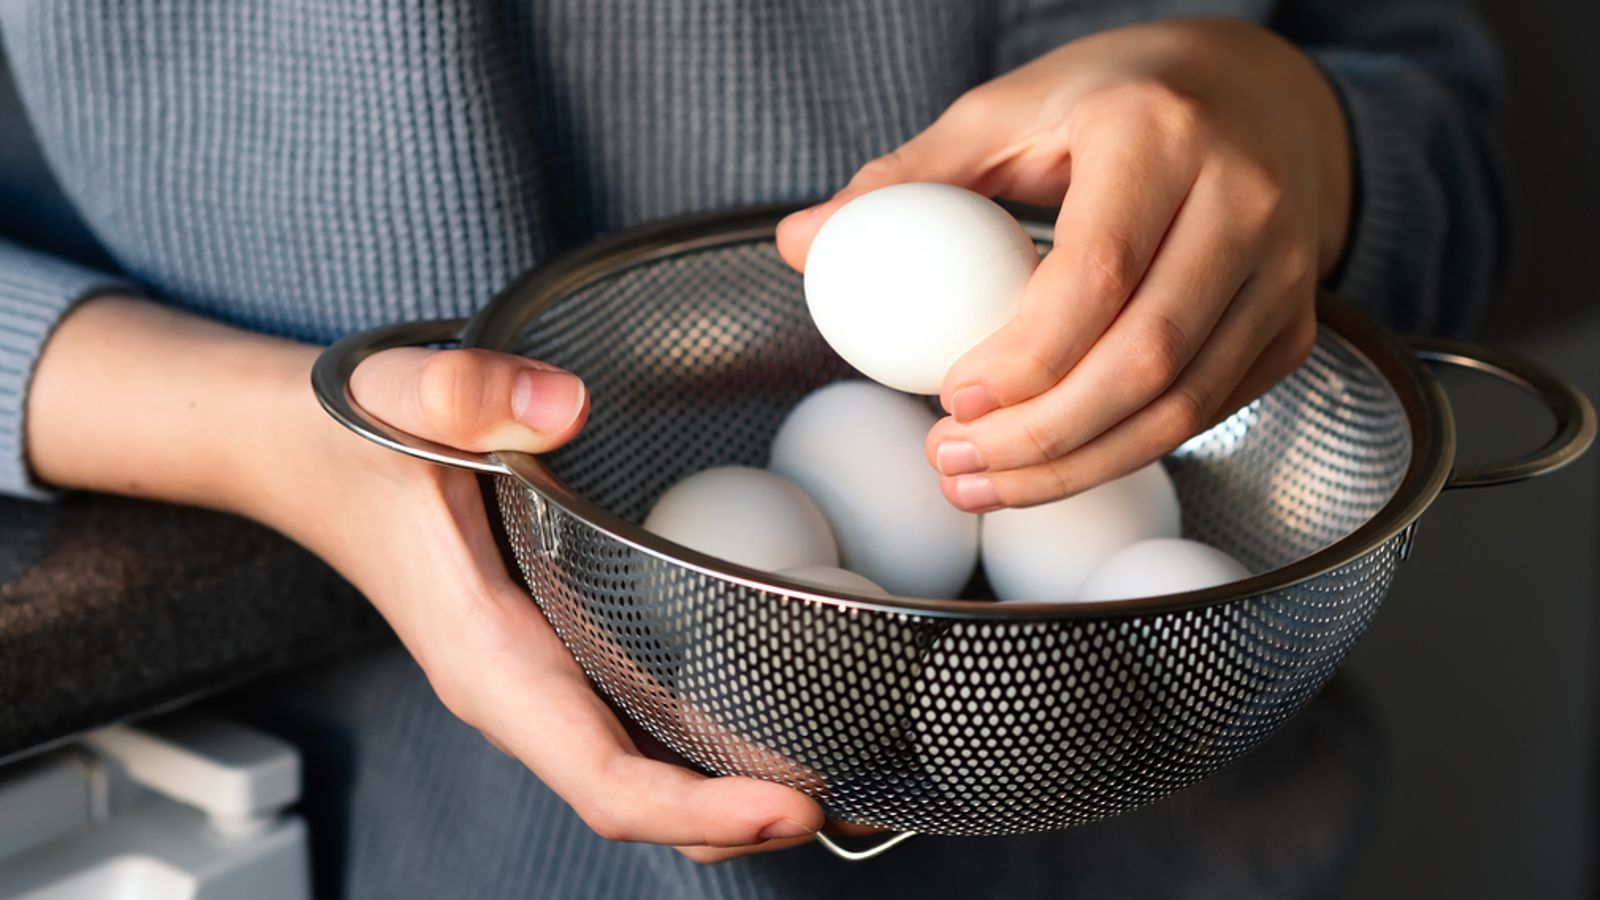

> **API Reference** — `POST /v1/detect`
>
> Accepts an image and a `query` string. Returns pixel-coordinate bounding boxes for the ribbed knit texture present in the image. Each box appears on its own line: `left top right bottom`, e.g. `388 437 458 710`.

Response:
1273 0 1507 334
0 242 129 499
0 2 1504 896
0 0 1504 500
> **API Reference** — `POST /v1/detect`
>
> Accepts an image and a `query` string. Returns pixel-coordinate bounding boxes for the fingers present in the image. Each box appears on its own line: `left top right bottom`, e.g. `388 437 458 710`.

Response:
675 834 817 864
350 347 588 454
394 475 823 856
928 166 1266 477
673 817 882 864
775 92 1013 271
939 115 1202 420
1210 303 1317 427
450 569 824 850
938 268 1315 509
585 754 824 847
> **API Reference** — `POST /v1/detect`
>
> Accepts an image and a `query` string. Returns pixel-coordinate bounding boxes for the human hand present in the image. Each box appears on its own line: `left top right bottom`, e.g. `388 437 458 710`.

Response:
262 347 826 862
208 339 819 858
27 296 826 862
778 17 1350 509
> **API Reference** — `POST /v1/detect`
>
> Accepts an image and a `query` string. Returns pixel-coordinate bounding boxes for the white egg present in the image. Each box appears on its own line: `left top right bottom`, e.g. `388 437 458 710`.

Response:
643 466 838 572
803 183 1040 395
776 565 890 598
982 462 1182 603
770 380 979 597
1077 538 1251 602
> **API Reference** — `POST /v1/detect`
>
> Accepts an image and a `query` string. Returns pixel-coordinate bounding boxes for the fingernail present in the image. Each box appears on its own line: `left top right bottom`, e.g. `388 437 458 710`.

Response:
758 818 814 841
936 441 987 476
954 474 1002 512
512 368 586 433
950 385 998 423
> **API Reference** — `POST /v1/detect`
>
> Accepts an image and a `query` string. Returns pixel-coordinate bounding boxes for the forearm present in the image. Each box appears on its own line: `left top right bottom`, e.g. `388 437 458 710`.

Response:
25 295 322 522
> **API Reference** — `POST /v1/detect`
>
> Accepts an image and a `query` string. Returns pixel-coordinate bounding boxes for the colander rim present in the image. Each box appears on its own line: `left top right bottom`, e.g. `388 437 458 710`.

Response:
465 204 1456 620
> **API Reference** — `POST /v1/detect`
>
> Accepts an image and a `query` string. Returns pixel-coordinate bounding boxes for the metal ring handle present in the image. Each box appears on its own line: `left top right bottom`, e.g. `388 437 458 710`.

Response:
813 830 918 861
1409 337 1596 490
311 318 513 475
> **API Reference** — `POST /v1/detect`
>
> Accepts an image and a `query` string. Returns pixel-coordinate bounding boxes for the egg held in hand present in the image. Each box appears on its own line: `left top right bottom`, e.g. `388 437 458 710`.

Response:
1077 538 1251 602
642 466 838 572
803 183 1040 395
982 462 1182 603
770 380 979 598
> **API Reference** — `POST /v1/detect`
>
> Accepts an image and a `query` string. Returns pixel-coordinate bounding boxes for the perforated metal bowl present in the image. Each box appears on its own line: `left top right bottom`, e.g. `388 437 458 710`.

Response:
313 206 1593 858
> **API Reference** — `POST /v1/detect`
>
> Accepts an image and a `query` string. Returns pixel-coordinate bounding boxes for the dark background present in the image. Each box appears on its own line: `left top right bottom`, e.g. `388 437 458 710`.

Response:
1336 4 1599 897
1475 2 1600 335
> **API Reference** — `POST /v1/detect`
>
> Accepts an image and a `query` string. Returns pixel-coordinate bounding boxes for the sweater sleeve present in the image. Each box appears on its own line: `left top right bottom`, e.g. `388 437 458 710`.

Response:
0 239 132 499
994 1 1509 335
1272 0 1509 335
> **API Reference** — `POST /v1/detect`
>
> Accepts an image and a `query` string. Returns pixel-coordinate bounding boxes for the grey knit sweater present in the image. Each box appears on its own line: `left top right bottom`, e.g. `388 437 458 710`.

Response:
0 3 1506 896
0 0 1505 500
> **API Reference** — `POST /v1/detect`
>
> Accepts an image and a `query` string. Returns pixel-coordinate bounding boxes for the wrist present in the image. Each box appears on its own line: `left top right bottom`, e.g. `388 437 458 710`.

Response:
233 345 438 552
160 328 335 528
1301 58 1355 280
223 343 330 532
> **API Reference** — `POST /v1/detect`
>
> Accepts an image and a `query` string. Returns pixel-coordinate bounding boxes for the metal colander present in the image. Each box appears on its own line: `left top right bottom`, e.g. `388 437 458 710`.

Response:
314 205 1593 856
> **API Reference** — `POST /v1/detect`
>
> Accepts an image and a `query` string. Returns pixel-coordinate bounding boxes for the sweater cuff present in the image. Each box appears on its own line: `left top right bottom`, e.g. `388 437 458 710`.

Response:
0 240 133 499
1314 53 1445 333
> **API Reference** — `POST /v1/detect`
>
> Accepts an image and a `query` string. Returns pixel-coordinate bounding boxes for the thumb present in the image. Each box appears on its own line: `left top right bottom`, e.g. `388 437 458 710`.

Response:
775 96 1004 272
350 347 588 454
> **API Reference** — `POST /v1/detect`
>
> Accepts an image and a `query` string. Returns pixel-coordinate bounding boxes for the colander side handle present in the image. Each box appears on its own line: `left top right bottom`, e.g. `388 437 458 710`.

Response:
1409 337 1596 490
813 829 918 861
311 318 514 476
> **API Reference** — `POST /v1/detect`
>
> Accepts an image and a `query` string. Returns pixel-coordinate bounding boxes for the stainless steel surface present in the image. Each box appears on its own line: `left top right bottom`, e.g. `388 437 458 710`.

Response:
813 831 920 861
311 206 1594 847
1340 308 1600 899
311 318 512 476
1408 337 1597 489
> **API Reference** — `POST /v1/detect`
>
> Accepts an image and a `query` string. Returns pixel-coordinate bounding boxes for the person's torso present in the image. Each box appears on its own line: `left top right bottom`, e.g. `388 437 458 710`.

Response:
0 0 1275 341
